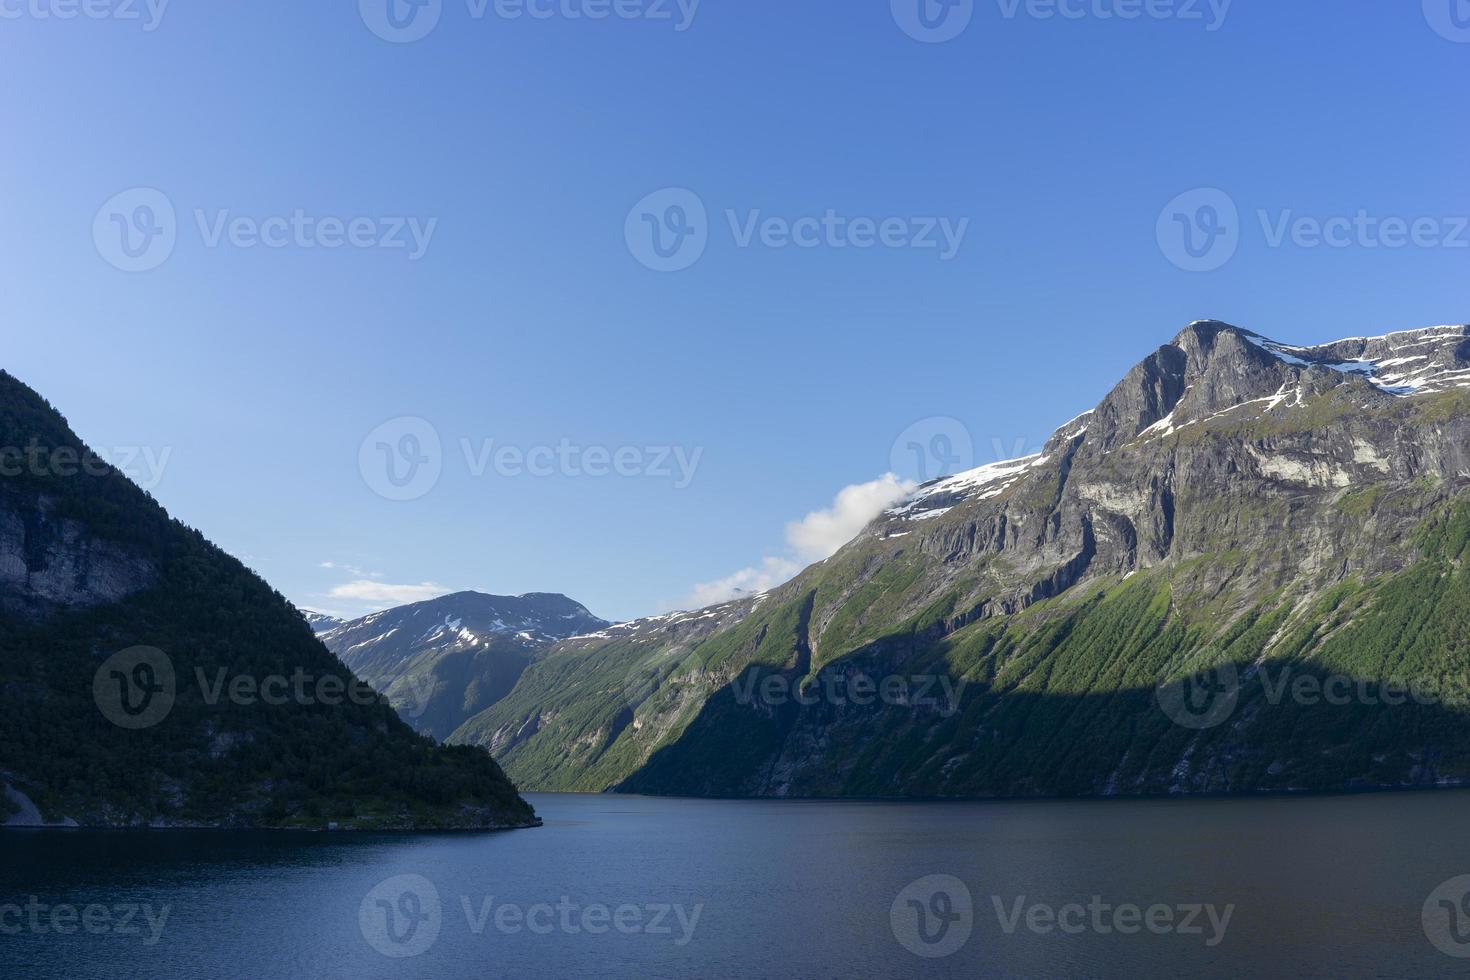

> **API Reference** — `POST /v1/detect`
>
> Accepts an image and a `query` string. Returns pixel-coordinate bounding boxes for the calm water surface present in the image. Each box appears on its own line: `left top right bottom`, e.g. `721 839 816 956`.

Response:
2 790 1468 978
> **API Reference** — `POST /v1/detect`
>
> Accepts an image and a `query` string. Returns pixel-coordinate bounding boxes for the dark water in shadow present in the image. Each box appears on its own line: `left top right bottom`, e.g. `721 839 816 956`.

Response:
2 790 1468 978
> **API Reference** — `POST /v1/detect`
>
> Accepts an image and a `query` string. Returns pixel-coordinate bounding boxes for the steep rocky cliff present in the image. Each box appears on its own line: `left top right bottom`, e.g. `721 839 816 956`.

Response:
450 321 1470 798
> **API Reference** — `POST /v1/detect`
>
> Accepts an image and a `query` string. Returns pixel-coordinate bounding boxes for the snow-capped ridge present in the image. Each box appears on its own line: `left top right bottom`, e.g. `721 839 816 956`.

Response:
1240 324 1470 397
886 453 1051 523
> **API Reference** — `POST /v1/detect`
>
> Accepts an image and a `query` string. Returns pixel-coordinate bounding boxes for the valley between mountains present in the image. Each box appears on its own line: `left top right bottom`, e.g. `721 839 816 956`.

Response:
341 320 1470 799
9 318 1470 828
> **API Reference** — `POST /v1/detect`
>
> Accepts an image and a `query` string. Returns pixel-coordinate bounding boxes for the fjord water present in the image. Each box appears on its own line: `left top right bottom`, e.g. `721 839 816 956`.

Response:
2 791 1465 979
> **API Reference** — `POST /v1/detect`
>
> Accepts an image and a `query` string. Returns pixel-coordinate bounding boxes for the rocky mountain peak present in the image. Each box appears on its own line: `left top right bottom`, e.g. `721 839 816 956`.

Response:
319 590 611 740
323 590 609 650
1050 322 1470 459
1083 322 1291 454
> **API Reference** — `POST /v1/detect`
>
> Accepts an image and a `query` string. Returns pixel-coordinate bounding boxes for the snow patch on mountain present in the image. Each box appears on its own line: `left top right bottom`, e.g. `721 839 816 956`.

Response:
886 454 1050 522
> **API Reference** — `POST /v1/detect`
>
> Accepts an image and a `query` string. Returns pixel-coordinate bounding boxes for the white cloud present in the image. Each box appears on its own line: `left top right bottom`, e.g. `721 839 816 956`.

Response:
319 560 382 578
326 580 449 606
681 557 803 610
785 473 915 562
674 473 916 611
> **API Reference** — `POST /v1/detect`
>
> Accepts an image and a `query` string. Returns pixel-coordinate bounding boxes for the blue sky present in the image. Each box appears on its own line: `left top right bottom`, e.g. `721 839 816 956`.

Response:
2 2 1466 622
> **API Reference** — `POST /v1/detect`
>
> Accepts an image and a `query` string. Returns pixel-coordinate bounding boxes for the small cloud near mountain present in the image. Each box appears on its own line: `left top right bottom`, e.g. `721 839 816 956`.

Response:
675 473 916 610
327 579 454 609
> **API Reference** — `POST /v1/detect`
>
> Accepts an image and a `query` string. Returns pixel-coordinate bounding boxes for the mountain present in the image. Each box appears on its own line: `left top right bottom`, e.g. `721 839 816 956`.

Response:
448 320 1470 799
321 592 609 741
302 609 345 633
0 371 537 830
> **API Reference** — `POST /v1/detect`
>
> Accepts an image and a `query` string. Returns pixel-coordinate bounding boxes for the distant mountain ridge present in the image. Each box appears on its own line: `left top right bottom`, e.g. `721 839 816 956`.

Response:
302 609 345 633
322 591 609 740
445 321 1470 800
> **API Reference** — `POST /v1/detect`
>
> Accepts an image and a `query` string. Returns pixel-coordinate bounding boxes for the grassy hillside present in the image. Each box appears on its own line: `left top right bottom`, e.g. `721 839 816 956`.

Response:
459 499 1470 799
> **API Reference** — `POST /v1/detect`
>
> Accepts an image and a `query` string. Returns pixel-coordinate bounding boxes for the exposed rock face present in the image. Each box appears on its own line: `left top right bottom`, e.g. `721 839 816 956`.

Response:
0 500 155 620
452 321 1470 800
873 322 1470 616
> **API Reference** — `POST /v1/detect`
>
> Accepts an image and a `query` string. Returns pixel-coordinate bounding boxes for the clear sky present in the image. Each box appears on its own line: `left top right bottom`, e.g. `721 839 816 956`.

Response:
3 2 1466 622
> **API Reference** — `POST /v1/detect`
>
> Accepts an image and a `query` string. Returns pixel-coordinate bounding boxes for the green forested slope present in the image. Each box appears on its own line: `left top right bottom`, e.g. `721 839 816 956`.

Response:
0 371 536 829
